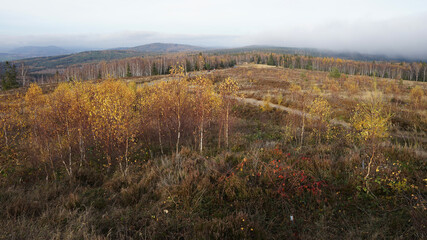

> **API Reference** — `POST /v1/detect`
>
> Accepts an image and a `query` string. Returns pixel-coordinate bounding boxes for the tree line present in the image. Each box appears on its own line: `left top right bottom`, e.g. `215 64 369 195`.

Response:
2 51 426 90
263 53 426 81
1 53 238 87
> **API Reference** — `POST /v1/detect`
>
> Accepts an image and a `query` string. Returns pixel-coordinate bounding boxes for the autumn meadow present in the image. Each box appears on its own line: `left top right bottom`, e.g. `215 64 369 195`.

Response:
0 49 426 239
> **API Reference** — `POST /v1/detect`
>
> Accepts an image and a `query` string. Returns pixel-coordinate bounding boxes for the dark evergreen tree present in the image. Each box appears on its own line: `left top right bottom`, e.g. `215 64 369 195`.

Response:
126 64 132 77
151 62 159 75
329 67 341 78
295 55 301 68
305 59 313 70
55 70 61 83
185 59 193 72
194 58 199 71
219 61 225 69
267 53 276 66
1 61 19 90
422 62 426 82
205 62 211 70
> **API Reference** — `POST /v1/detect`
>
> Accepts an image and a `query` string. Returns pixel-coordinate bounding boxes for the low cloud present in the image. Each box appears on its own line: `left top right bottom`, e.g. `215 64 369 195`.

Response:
1 12 426 60
0 32 240 52
238 13 427 60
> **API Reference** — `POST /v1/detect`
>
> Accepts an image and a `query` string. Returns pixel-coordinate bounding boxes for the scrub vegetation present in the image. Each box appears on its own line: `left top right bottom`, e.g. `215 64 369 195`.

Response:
0 62 426 239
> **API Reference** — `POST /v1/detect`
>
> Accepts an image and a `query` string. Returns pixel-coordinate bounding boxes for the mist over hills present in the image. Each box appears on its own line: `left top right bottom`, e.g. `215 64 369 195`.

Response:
9 46 71 56
216 45 415 62
0 43 206 63
2 42 426 75
116 43 207 53
8 43 207 74
0 46 77 61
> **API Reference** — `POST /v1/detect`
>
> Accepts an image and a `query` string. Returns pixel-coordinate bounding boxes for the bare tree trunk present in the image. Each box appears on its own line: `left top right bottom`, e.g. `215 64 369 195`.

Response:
300 111 305 148
424 68 426 82
176 113 181 157
78 128 85 167
199 117 204 154
157 117 164 155
124 133 129 176
218 120 222 149
364 146 376 195
3 123 8 148
67 122 72 177
225 103 229 148
20 63 28 87
44 164 49 182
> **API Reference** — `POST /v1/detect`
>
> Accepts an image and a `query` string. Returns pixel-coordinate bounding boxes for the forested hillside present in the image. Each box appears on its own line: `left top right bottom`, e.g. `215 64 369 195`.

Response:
2 49 426 91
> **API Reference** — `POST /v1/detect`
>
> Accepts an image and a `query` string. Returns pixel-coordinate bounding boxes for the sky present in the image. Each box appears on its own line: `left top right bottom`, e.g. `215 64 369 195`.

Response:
1 0 427 58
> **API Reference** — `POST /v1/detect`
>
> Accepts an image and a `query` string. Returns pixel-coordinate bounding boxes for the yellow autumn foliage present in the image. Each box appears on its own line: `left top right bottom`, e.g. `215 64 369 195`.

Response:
351 91 390 143
89 79 137 166
410 85 424 106
308 97 332 144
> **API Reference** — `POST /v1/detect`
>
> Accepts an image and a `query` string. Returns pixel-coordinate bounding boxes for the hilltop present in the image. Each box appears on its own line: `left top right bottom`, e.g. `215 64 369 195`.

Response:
119 42 206 53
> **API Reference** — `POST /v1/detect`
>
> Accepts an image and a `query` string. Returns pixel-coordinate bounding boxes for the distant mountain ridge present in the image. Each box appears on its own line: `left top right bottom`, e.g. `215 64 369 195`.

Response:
0 46 75 61
10 43 207 74
6 42 426 75
111 43 206 53
3 43 425 63
126 43 206 53
9 46 71 56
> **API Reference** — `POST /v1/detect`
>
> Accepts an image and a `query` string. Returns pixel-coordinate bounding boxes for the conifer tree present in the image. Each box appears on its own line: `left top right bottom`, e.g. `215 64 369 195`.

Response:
126 64 132 77
152 63 159 75
267 53 276 66
2 62 19 90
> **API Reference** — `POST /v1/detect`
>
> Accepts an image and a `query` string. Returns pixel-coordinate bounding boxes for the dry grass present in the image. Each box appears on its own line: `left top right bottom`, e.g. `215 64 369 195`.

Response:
0 64 426 239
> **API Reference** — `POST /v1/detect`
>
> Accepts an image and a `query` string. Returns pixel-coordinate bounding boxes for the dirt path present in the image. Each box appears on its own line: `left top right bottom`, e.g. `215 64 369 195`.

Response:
235 96 427 158
235 97 351 128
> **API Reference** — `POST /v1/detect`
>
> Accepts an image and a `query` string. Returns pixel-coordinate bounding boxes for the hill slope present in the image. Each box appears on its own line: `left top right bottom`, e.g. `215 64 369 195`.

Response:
9 43 425 75
17 50 143 73
13 43 207 73
210 45 401 62
9 46 71 56
128 43 206 53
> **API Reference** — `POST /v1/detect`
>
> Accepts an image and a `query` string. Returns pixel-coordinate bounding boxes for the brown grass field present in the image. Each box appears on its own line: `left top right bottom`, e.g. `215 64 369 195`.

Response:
0 63 426 239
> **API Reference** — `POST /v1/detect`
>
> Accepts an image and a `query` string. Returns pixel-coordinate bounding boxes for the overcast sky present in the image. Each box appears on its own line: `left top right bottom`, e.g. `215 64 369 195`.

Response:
1 0 426 58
